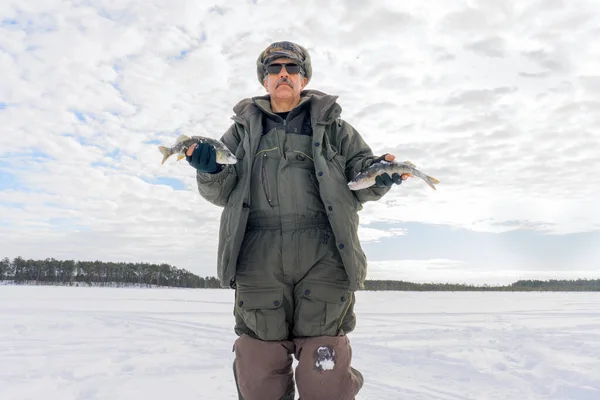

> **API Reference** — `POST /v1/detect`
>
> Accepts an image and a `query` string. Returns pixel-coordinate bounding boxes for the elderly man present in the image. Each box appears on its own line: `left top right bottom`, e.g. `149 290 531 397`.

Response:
185 41 408 400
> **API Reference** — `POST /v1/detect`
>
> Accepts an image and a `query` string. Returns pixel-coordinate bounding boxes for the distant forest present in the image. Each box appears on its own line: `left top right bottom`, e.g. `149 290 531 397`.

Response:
0 257 215 289
1 257 599 291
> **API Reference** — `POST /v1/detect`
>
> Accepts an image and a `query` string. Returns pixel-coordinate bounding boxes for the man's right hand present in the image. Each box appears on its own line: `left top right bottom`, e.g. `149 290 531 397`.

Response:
186 143 219 173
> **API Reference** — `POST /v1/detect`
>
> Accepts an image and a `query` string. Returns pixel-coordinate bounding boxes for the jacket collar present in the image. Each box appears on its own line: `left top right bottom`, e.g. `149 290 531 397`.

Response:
231 89 342 125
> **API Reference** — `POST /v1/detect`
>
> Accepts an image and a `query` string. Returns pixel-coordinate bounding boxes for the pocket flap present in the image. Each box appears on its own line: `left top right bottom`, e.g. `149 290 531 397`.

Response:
237 288 283 310
303 282 349 304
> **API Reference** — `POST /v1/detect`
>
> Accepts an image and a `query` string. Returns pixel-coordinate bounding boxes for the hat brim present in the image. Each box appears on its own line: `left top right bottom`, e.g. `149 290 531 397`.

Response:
264 51 303 65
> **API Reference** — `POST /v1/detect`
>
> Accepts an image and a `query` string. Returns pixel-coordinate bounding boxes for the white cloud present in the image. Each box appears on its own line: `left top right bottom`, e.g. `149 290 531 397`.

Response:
1 0 599 278
358 225 406 243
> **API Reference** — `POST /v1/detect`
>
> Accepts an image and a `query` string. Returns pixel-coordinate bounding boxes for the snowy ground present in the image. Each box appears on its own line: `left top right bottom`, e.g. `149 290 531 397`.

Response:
1 286 599 400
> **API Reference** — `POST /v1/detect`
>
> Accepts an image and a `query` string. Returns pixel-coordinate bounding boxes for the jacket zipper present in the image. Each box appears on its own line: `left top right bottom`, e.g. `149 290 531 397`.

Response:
262 154 273 206
278 119 286 160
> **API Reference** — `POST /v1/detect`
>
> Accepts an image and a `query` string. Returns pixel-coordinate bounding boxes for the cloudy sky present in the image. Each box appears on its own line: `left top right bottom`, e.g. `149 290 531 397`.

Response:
1 0 599 285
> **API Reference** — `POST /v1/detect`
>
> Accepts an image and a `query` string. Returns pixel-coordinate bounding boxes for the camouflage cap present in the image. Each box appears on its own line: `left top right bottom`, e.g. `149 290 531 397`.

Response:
256 41 312 85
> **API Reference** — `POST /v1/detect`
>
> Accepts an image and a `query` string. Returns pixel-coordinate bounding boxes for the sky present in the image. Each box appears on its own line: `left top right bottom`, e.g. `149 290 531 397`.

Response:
1 0 599 285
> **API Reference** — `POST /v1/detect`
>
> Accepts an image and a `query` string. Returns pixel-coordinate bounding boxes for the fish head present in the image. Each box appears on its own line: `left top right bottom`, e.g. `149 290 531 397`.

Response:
216 149 238 165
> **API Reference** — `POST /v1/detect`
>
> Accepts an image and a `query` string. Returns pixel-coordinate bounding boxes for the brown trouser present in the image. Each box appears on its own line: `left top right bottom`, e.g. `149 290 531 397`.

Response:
232 221 363 400
234 334 363 400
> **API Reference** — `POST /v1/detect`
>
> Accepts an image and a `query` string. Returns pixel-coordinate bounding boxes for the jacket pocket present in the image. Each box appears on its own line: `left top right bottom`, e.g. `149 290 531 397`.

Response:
236 287 288 341
294 281 351 337
326 146 347 175
325 149 361 212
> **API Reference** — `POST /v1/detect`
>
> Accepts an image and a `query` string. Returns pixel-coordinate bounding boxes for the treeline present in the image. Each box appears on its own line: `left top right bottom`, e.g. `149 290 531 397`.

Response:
363 279 600 292
0 257 221 288
1 257 599 291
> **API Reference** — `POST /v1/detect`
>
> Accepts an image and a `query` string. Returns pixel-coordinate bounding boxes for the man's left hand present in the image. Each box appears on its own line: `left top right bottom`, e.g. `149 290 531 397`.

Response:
374 154 412 187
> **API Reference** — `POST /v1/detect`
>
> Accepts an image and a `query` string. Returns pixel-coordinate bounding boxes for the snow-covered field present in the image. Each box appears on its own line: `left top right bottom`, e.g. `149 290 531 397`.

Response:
1 286 599 400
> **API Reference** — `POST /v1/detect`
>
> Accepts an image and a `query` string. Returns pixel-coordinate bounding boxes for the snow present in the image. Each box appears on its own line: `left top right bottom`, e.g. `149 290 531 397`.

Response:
1 286 599 399
315 346 336 371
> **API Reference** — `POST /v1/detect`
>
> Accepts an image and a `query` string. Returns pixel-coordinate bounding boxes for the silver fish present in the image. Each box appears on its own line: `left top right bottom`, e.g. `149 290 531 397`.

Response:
348 160 439 190
158 134 237 165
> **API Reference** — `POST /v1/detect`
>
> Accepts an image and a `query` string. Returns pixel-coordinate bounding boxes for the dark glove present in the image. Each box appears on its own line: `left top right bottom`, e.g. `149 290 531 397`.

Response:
372 154 402 187
375 173 403 187
186 143 220 173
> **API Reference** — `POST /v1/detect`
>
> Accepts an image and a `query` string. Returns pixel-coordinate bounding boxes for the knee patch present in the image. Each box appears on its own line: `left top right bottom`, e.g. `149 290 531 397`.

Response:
293 335 362 399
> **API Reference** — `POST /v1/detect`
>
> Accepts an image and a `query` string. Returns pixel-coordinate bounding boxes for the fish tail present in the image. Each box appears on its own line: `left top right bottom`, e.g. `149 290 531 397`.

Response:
158 146 172 165
423 174 439 190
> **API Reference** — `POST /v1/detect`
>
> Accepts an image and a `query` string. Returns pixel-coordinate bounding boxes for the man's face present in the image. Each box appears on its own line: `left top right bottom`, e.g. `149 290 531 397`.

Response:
263 58 307 101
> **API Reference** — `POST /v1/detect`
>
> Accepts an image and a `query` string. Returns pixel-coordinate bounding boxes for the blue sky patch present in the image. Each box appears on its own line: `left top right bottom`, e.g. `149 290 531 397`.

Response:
72 110 87 122
70 110 104 123
0 171 20 190
0 200 24 209
0 102 7 110
72 135 95 147
105 149 120 159
170 49 190 60
90 160 118 169
1 18 18 26
363 221 600 273
0 168 35 192
108 82 123 97
1 13 57 34
145 177 186 190
27 149 55 162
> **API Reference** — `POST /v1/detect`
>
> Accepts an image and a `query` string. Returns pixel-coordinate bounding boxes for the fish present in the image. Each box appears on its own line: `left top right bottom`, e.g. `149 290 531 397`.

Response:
348 160 439 190
158 134 237 165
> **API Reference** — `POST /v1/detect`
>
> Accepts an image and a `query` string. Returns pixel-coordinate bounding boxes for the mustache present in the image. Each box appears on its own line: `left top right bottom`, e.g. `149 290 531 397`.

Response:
276 77 293 88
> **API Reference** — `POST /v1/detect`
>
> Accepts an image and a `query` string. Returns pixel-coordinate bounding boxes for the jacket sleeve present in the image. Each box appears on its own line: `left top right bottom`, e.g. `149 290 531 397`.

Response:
332 118 392 204
195 123 240 207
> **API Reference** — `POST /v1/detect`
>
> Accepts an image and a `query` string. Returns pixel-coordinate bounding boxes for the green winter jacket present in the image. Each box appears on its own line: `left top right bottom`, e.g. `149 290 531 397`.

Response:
195 89 391 291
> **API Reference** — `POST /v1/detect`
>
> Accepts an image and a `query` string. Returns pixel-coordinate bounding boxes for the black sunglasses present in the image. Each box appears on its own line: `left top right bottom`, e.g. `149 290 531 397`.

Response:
265 62 302 75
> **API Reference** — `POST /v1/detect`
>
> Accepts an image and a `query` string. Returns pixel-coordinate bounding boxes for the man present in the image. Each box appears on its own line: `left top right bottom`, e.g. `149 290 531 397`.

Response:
185 41 409 400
